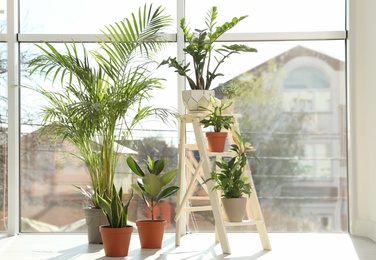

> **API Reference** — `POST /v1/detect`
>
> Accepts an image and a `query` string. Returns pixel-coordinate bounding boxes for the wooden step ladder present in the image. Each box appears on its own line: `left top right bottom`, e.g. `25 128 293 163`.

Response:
174 113 272 254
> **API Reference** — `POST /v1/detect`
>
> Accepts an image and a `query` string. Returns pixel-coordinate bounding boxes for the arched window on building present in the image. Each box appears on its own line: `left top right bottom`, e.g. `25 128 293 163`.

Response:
283 66 331 113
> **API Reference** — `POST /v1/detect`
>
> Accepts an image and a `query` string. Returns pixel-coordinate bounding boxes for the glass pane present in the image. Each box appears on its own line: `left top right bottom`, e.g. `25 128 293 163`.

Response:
0 2 5 34
20 0 177 33
0 43 7 232
20 43 178 232
184 40 347 233
185 0 345 32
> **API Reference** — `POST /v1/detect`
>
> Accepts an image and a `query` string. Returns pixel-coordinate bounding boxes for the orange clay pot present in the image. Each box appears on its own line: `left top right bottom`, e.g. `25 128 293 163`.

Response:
100 225 133 257
136 219 167 248
206 132 228 152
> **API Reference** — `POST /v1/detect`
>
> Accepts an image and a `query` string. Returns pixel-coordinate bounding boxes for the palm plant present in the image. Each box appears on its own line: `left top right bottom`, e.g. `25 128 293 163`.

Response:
24 4 174 208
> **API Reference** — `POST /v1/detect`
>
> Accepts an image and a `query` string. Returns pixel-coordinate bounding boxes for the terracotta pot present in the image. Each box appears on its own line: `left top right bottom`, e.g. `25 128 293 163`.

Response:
206 132 228 152
136 219 167 248
221 197 247 222
84 207 108 244
182 90 214 112
100 225 133 257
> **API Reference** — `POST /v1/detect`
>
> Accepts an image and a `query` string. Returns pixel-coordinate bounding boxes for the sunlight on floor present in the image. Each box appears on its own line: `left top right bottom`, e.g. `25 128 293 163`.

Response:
0 232 375 259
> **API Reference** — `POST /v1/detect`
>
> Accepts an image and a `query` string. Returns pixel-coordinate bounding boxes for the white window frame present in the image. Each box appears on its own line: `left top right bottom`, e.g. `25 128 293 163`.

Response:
5 0 348 236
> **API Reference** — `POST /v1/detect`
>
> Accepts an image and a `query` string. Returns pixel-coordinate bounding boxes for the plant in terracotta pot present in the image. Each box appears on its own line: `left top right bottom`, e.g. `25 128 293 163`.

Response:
98 184 134 257
126 156 179 248
200 95 234 152
159 6 257 112
204 131 260 222
23 4 173 244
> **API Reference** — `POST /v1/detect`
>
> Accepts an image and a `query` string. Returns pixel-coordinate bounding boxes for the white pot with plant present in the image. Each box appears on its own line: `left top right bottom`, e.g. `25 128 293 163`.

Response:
159 6 257 113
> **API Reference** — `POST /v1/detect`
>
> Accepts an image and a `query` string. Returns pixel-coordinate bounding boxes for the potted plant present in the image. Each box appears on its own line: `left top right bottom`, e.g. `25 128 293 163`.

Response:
98 184 134 257
200 95 234 152
24 4 173 243
159 6 257 112
220 81 239 114
126 156 179 248
205 131 260 222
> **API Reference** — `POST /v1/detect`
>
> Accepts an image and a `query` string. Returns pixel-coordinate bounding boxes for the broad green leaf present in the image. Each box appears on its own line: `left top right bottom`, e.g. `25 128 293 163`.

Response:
160 169 178 186
143 174 163 197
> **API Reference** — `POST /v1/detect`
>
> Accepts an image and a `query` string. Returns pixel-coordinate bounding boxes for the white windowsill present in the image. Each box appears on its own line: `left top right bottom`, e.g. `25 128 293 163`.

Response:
0 233 375 259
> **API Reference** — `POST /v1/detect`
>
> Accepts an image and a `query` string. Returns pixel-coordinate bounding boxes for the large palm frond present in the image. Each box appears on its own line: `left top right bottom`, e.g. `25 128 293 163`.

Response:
24 4 174 208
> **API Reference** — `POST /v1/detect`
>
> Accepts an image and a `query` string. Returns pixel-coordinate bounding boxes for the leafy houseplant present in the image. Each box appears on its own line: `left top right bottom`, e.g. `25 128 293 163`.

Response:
159 6 257 111
97 184 134 257
24 4 173 243
220 81 239 114
200 95 234 152
222 81 239 99
126 156 179 248
205 131 260 222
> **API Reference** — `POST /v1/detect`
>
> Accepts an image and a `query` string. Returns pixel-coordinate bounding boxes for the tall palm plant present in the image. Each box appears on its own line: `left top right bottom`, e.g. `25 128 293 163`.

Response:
25 4 174 208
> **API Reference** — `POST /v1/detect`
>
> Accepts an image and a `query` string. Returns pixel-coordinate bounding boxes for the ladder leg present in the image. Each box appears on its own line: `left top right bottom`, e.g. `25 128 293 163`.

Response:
244 166 272 250
256 223 272 250
175 118 187 246
192 118 231 254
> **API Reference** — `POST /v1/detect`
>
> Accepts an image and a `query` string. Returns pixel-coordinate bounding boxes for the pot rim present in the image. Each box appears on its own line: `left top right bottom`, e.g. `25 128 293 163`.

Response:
135 219 167 223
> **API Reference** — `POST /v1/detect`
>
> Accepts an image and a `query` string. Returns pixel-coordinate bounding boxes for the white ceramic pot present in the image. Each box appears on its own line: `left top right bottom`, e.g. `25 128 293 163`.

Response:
182 90 214 113
221 197 247 222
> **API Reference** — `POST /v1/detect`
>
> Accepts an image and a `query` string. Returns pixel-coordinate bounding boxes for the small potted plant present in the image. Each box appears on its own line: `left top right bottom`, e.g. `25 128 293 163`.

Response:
204 131 260 222
126 156 179 248
200 95 234 152
159 6 257 112
222 82 238 99
97 184 134 257
221 81 239 114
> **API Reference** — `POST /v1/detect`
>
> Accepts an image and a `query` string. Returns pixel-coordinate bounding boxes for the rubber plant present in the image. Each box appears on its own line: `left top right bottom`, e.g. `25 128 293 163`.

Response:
126 156 179 221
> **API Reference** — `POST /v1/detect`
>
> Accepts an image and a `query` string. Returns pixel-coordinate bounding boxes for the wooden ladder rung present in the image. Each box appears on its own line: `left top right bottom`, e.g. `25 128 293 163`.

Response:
224 219 265 227
180 206 212 212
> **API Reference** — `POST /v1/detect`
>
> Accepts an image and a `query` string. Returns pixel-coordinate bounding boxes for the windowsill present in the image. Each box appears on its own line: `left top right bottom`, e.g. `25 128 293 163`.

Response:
0 232 375 259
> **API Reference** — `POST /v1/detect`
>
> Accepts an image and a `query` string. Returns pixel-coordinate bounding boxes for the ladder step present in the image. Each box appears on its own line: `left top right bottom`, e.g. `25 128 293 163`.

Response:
179 206 213 213
224 219 265 226
207 151 236 157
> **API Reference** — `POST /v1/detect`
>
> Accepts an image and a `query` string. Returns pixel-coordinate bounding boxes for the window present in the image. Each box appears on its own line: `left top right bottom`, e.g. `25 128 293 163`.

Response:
284 66 331 112
0 42 6 232
2 1 347 234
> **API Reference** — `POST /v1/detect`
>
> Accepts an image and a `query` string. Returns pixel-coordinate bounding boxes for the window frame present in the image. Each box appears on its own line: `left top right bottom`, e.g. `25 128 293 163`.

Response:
4 0 348 235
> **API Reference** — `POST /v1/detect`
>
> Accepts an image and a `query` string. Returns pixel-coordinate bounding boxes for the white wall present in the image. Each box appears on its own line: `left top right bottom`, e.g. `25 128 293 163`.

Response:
349 0 376 242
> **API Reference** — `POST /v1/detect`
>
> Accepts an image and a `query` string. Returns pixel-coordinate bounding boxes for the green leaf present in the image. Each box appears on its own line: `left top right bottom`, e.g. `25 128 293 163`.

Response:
153 158 165 175
160 169 178 186
127 156 145 177
143 174 163 197
156 186 179 202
